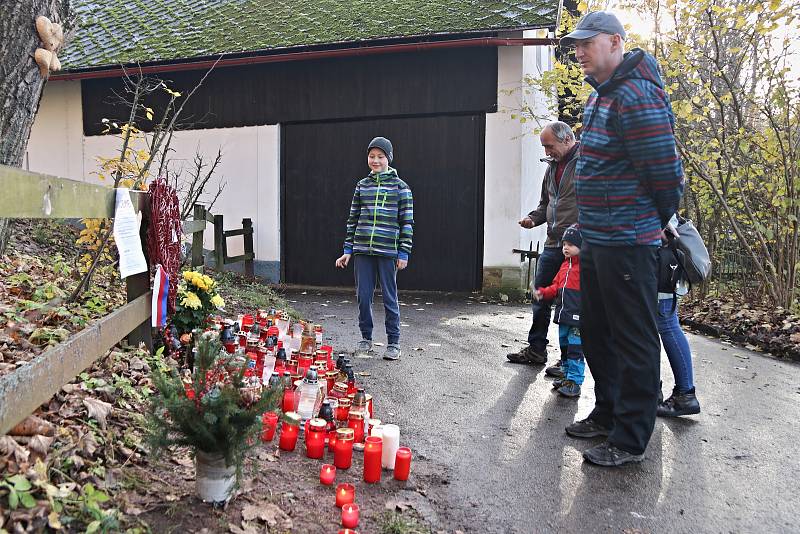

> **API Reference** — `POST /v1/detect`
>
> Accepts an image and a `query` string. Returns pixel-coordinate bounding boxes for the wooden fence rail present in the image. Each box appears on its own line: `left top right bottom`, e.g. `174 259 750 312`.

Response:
0 165 151 435
0 166 257 435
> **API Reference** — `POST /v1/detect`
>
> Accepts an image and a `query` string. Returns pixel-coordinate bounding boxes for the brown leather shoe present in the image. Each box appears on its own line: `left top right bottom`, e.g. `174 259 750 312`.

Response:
506 345 547 364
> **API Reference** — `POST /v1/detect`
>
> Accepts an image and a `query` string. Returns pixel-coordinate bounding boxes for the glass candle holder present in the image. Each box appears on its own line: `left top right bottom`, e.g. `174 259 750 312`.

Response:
320 464 336 485
363 436 382 483
341 503 359 529
334 483 355 508
394 447 412 481
327 430 338 452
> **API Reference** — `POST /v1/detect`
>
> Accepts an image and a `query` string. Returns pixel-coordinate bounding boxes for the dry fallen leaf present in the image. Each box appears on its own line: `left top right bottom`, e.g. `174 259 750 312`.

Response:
28 434 54 460
83 397 112 429
0 435 30 464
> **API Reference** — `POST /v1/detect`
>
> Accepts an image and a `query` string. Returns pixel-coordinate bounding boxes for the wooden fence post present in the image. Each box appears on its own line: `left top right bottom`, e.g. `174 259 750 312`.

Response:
213 213 225 271
242 218 254 277
192 204 206 269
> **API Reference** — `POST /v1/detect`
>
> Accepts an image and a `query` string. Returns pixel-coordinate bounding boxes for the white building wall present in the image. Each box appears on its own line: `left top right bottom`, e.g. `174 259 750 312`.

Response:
26 80 84 180
27 82 282 277
483 37 555 291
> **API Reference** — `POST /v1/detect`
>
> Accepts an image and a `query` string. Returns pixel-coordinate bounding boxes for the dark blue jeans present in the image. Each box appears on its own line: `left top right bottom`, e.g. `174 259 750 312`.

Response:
528 247 565 351
354 254 400 345
657 297 694 393
580 243 660 456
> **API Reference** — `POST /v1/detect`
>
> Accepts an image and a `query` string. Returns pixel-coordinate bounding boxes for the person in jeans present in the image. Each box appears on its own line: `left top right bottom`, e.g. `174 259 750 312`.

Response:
507 121 579 367
560 11 684 466
335 137 414 361
657 218 700 416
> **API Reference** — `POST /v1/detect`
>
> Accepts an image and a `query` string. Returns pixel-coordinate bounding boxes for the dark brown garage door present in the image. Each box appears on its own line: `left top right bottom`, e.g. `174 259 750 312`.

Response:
281 114 485 291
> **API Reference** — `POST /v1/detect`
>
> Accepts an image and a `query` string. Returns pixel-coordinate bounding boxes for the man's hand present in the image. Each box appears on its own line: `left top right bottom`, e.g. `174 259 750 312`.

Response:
660 223 679 243
397 259 408 270
532 289 543 301
519 216 534 229
335 254 351 268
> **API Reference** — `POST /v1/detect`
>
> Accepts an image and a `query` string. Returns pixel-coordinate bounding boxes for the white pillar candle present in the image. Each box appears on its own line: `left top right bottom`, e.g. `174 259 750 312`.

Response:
381 424 400 469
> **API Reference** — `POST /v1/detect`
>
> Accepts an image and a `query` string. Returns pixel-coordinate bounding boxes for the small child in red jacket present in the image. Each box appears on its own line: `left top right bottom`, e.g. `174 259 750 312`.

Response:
533 224 585 397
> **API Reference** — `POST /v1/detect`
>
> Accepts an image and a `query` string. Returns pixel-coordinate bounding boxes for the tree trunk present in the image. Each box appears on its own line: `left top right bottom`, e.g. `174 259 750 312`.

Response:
0 0 72 254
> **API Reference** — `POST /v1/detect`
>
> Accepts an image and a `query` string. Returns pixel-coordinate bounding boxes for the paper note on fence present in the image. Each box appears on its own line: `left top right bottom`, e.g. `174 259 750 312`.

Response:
113 188 147 279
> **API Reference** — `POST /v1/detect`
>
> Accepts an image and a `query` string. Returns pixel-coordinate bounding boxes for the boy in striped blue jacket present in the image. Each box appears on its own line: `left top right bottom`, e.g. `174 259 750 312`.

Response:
335 137 414 361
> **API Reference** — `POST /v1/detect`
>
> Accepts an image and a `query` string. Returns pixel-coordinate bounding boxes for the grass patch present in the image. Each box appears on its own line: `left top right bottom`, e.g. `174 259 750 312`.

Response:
213 271 301 319
379 511 430 534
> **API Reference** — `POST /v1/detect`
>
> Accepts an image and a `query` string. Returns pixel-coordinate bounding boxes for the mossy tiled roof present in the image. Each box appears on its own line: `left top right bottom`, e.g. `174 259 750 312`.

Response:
62 0 559 70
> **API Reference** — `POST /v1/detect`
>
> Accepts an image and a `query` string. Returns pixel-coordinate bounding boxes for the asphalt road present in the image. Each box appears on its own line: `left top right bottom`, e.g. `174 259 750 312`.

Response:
285 288 800 534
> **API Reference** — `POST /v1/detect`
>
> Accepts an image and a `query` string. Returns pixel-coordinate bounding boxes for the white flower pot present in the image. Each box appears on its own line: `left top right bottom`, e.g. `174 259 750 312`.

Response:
195 450 236 503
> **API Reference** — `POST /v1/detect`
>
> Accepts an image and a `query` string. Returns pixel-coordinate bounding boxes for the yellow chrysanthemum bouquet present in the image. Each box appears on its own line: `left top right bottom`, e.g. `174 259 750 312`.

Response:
171 270 226 337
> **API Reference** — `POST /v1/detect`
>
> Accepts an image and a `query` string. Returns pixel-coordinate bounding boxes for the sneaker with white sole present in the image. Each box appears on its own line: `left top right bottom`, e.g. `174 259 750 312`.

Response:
355 339 372 356
383 344 401 361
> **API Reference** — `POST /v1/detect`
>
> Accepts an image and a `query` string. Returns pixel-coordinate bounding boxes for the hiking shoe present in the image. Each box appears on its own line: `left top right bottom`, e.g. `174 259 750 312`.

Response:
506 345 547 365
545 363 565 378
552 378 564 390
557 380 581 398
383 344 401 361
355 339 372 356
583 442 644 467
657 387 700 417
565 417 611 439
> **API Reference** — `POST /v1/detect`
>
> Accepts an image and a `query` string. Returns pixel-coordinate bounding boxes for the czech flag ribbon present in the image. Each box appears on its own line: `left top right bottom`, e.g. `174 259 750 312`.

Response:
152 264 169 328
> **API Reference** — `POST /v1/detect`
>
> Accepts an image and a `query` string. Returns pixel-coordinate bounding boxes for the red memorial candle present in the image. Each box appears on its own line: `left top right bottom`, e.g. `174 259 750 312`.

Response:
363 436 383 483
333 429 354 469
260 411 278 442
278 412 300 452
282 388 296 413
337 531 358 534
334 483 355 508
320 464 336 485
306 419 327 459
328 430 338 452
347 413 365 444
394 447 412 481
341 503 359 528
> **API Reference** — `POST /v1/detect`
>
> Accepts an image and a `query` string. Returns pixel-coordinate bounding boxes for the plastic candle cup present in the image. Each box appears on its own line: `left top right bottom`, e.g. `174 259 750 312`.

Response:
260 411 278 442
363 436 383 483
347 413 365 444
306 419 327 459
337 530 358 534
335 398 351 422
278 412 300 451
335 483 355 508
328 430 338 452
320 464 336 485
333 429 355 469
381 424 400 469
394 447 412 481
341 503 359 528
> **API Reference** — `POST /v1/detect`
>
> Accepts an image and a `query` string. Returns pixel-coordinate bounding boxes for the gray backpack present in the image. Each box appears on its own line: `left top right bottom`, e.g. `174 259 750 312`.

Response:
674 216 711 284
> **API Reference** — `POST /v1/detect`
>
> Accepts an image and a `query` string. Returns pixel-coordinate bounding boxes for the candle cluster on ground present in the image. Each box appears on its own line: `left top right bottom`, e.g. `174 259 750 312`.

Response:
213 307 413 529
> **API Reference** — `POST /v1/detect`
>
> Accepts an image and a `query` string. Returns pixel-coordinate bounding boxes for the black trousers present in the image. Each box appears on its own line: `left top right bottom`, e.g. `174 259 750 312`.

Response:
580 242 660 455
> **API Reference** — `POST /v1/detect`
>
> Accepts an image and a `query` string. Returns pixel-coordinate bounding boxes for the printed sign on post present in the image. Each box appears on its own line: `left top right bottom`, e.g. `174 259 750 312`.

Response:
113 188 148 279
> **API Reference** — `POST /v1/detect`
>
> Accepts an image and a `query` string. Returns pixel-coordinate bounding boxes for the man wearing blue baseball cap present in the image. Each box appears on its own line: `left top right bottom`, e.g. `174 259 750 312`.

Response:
560 11 685 467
